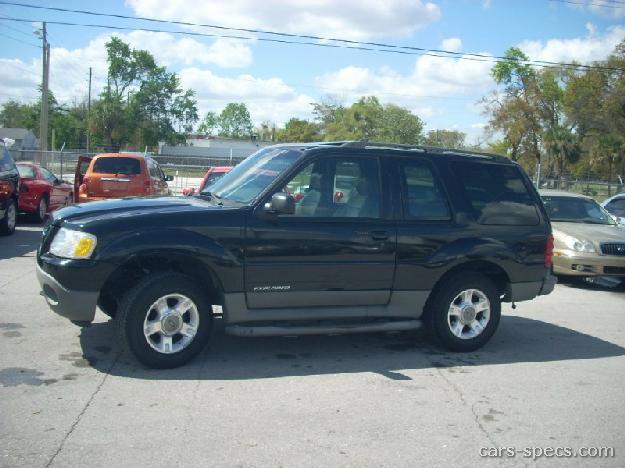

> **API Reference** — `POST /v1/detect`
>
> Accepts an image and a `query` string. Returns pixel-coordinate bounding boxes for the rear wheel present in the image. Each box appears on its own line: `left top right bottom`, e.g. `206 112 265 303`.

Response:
425 273 501 352
117 272 213 368
0 199 17 235
33 196 48 223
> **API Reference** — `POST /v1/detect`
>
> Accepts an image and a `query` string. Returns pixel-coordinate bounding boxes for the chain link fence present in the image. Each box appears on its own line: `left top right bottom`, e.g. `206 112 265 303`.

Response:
13 149 245 196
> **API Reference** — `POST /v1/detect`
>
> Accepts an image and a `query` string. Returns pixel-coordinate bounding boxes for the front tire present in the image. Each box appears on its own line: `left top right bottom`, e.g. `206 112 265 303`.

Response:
425 273 501 352
117 272 213 368
33 196 48 223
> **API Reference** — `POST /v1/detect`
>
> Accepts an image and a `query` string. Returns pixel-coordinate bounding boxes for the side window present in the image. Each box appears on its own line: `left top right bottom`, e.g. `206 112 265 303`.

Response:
399 161 450 220
0 147 16 172
606 199 625 217
282 158 381 218
454 162 539 225
40 167 56 182
147 160 160 178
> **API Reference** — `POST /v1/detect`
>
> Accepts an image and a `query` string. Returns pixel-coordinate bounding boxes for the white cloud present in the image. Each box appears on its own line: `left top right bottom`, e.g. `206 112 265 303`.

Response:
518 25 625 65
0 31 253 108
440 37 462 52
557 0 625 19
179 68 314 125
127 0 441 41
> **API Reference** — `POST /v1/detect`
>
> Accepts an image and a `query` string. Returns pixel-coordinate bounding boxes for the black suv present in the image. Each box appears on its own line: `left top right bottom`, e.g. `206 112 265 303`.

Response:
0 140 19 236
37 142 555 368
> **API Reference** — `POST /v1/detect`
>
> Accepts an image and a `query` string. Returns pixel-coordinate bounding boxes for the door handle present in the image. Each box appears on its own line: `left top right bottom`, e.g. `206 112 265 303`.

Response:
370 230 389 241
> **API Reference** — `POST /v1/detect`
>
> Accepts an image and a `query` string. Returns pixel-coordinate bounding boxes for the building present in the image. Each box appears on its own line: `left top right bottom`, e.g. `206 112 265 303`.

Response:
159 135 271 161
0 128 38 160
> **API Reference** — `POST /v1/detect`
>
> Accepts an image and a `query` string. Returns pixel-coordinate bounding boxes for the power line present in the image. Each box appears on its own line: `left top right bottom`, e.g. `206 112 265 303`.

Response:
0 30 41 48
0 2 624 73
549 0 625 8
0 17 37 38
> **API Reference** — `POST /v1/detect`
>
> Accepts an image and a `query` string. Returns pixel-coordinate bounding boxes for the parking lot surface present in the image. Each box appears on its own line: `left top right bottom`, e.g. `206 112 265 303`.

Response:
1 223 624 467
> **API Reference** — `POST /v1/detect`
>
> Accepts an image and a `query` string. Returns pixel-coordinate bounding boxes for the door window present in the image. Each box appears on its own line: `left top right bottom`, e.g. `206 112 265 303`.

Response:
39 167 57 183
399 161 450 220
282 158 381 218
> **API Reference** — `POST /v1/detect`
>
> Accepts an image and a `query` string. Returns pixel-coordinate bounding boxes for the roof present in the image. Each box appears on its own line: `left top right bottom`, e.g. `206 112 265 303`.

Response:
94 152 146 159
0 128 34 139
539 190 593 199
274 141 511 163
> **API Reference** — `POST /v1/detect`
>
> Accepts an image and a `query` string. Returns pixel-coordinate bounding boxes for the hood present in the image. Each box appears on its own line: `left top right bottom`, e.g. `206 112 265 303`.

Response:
552 221 625 245
51 196 225 225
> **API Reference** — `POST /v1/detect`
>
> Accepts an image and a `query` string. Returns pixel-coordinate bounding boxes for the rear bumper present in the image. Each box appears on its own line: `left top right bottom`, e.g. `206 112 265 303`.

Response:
36 264 98 323
508 271 557 302
553 251 625 276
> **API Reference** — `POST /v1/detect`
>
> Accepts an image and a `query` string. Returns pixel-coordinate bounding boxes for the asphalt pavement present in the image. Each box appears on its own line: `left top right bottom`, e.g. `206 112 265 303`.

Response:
1 222 624 467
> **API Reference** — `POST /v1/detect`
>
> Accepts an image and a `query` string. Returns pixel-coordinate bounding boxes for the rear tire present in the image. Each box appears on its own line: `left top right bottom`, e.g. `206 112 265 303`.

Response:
425 273 501 352
0 199 17 236
117 272 213 369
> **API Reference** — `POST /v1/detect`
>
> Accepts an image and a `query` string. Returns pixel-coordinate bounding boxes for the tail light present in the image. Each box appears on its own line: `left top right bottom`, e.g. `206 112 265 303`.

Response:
545 233 554 268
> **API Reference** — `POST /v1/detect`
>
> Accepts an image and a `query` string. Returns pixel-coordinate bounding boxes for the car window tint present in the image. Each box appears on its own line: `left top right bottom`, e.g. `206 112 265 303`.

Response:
93 157 141 175
40 167 56 181
0 147 16 172
284 158 381 218
147 160 160 178
400 161 450 220
454 162 539 225
17 165 36 178
606 198 625 217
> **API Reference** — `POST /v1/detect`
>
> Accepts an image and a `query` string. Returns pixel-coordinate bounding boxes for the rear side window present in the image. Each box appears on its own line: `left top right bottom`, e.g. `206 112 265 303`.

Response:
454 162 539 225
92 157 141 175
17 165 35 178
399 161 450 220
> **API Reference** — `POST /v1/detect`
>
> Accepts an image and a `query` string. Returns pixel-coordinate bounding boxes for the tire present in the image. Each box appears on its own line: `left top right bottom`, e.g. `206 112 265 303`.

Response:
0 199 17 236
117 272 213 369
33 196 48 223
425 273 501 352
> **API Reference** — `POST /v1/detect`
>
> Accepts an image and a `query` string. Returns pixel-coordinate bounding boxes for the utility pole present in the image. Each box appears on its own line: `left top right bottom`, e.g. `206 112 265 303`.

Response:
87 66 92 153
39 22 49 158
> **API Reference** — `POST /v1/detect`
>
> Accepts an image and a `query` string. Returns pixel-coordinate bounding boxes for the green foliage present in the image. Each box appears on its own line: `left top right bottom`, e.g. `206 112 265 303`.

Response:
198 111 219 135
276 118 320 142
90 37 198 149
217 103 253 138
424 129 466 149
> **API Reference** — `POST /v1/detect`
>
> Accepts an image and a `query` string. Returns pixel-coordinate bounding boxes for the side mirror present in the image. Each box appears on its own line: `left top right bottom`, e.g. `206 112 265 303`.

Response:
264 192 295 215
164 174 174 182
53 178 61 185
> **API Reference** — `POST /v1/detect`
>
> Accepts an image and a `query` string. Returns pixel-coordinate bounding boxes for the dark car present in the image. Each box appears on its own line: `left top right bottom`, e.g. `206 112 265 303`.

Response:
0 140 19 235
36 142 555 368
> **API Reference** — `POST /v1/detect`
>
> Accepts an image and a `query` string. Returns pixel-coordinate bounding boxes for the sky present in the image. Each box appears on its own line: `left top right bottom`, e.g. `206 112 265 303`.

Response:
0 0 624 144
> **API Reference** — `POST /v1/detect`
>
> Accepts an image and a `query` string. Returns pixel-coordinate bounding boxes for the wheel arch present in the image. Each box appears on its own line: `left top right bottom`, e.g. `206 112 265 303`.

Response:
98 251 225 318
424 260 511 315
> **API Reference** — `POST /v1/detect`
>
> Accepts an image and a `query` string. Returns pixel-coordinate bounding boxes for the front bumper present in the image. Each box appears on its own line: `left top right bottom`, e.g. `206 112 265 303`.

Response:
553 250 625 276
36 264 99 322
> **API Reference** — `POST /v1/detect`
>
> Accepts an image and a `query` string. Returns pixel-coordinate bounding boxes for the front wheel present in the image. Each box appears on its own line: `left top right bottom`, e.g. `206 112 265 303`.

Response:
117 273 213 368
33 196 48 223
425 273 501 352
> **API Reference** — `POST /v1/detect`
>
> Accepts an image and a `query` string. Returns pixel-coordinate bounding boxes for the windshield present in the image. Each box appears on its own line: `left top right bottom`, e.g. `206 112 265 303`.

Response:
542 196 616 225
206 147 302 203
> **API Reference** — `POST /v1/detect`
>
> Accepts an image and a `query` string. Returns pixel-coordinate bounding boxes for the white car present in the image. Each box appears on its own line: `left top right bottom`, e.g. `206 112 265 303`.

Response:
601 193 625 226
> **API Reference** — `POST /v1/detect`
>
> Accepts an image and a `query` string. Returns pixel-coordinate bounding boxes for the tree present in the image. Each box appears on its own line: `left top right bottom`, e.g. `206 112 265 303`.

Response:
322 96 424 143
275 118 319 142
198 111 219 135
90 37 198 149
544 125 581 178
217 103 253 139
424 129 466 148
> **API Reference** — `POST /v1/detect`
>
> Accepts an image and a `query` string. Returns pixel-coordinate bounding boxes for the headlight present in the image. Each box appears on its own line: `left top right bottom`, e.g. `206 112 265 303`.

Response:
563 235 595 253
50 228 97 259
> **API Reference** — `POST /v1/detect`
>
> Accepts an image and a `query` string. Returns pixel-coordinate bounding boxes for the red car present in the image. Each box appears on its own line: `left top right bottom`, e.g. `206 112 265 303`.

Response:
17 163 73 222
182 166 232 196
